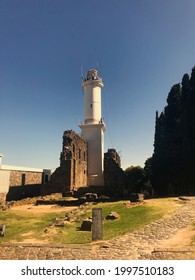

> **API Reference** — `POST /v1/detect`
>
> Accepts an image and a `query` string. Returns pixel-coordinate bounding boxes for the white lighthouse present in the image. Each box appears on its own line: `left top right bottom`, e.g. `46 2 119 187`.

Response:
79 69 106 186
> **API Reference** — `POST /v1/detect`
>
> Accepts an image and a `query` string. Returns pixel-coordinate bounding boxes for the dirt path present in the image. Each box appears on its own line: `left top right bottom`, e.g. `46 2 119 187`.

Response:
157 224 195 248
10 204 77 214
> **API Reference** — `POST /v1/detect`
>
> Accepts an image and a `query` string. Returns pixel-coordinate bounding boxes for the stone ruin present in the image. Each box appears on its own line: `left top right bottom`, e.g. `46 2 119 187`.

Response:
104 149 125 196
0 128 142 201
42 130 87 196
0 193 7 210
41 131 125 198
105 211 120 220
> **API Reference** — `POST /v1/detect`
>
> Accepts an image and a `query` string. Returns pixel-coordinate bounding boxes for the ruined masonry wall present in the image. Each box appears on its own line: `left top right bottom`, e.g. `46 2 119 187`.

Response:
60 130 87 190
104 149 125 196
0 193 6 204
5 171 44 201
9 171 42 186
43 130 88 195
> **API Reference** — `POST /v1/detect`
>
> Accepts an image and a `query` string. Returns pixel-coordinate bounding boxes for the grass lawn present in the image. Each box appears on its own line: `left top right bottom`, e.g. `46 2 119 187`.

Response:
0 198 182 245
0 211 63 242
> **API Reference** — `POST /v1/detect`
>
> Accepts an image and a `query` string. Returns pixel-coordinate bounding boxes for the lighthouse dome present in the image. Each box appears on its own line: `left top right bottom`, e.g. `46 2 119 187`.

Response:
83 69 101 82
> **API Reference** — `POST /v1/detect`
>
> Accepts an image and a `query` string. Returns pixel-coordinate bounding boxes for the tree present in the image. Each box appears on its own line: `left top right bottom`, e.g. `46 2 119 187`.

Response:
125 166 145 193
151 66 195 196
144 157 153 179
190 66 195 88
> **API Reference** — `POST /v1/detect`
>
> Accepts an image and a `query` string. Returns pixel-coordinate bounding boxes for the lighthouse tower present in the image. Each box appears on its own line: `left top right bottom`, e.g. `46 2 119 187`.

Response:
79 69 106 186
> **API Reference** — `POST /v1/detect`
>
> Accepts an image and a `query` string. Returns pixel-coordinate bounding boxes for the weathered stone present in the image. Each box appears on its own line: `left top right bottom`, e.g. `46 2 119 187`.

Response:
44 226 57 234
75 216 82 222
179 196 190 201
0 224 6 236
9 171 42 187
104 149 125 197
4 168 50 200
106 211 120 220
54 221 65 227
79 196 87 201
98 195 110 202
129 193 145 202
80 219 92 231
92 208 103 241
0 193 7 210
42 130 87 195
0 193 6 203
65 213 74 221
123 202 131 208
62 191 74 197
52 218 66 227
84 193 98 201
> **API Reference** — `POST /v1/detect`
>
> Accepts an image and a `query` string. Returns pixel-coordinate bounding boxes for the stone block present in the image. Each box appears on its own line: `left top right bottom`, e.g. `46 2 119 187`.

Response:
0 224 6 236
92 208 103 241
85 193 98 201
106 211 120 220
179 196 190 201
129 193 145 202
80 219 92 231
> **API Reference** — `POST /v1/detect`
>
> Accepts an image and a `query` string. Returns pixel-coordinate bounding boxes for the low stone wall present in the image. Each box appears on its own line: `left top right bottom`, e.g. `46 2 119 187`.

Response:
0 193 7 210
6 184 42 201
9 171 42 187
3 170 45 200
0 193 6 201
7 193 62 207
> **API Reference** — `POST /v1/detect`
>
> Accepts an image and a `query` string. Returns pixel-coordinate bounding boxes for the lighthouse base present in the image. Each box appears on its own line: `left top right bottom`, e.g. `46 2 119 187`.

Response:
79 123 105 187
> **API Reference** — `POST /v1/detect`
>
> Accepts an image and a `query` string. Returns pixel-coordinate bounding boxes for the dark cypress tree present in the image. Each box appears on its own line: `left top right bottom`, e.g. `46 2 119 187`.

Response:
152 110 169 195
180 73 191 193
190 66 195 88
151 66 195 196
185 66 195 193
181 73 190 103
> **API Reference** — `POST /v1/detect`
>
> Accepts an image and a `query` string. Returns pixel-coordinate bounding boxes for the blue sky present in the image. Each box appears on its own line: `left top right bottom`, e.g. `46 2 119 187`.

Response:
1 0 195 170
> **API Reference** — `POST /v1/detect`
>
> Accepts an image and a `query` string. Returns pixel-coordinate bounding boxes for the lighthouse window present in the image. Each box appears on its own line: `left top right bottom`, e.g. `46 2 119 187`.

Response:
90 104 92 108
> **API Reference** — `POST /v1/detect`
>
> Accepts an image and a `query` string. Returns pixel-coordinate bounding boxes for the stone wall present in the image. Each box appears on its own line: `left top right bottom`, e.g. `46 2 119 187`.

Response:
0 192 6 210
5 171 43 201
0 193 6 204
60 130 87 190
6 184 42 201
105 149 121 166
42 130 87 195
9 170 43 186
104 149 125 196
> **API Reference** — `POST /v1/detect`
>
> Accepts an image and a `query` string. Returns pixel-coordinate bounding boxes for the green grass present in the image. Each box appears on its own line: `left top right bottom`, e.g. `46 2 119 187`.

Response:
0 201 164 244
0 211 63 242
100 203 162 239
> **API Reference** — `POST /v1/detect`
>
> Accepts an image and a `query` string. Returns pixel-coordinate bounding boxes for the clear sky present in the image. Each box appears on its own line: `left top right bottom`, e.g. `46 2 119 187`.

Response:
1 0 195 171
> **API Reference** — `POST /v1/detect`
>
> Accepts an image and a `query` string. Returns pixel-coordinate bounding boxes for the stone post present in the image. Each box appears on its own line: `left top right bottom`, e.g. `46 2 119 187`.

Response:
0 224 6 236
92 208 103 241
